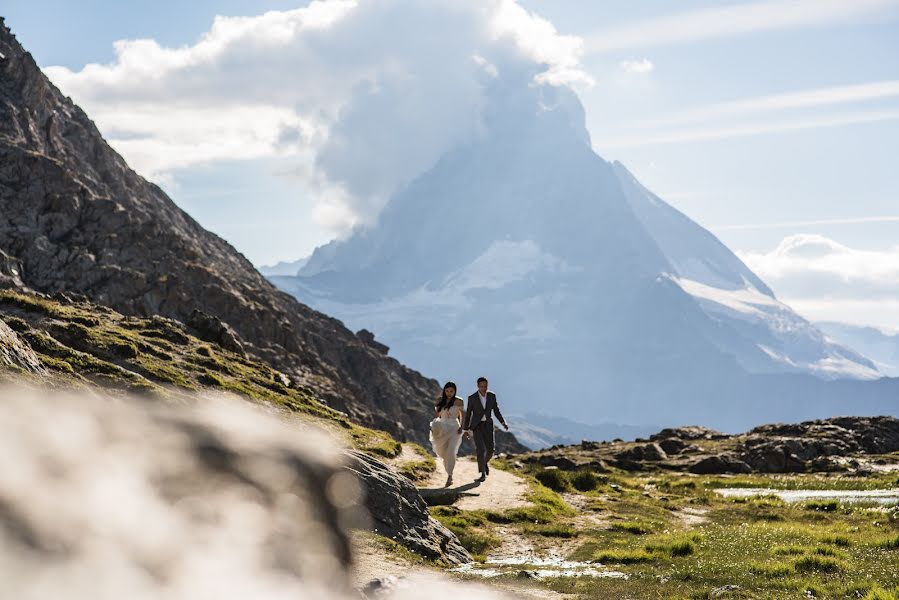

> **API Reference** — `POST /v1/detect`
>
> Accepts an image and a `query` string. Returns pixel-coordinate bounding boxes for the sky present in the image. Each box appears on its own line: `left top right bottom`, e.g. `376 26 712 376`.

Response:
3 0 899 329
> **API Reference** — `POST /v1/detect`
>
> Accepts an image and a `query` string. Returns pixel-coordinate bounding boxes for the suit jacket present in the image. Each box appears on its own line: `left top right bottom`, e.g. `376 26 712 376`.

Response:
464 391 506 431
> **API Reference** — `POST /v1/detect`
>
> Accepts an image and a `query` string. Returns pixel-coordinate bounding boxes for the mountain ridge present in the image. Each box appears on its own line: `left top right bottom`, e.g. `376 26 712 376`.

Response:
0 17 525 454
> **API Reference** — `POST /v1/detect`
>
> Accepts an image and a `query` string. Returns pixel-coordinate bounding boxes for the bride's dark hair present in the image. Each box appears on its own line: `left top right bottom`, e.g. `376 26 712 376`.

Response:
436 381 457 411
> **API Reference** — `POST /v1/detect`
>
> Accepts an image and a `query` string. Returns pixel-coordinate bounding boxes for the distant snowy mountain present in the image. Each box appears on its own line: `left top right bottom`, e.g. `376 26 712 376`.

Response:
269 76 895 431
817 322 899 377
258 257 308 277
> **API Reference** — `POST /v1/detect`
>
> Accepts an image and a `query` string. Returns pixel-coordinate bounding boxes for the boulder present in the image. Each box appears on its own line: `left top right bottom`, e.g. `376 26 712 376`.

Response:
0 386 358 598
615 442 668 462
650 426 729 441
187 309 247 356
658 438 689 455
357 329 389 355
344 450 470 565
688 454 752 474
0 317 45 374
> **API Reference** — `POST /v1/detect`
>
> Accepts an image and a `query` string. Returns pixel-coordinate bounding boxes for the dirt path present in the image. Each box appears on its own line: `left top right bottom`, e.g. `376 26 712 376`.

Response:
423 457 530 511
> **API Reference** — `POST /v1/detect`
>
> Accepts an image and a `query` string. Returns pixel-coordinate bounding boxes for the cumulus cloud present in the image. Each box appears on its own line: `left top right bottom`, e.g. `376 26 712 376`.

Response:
738 234 899 326
43 0 590 234
619 58 654 74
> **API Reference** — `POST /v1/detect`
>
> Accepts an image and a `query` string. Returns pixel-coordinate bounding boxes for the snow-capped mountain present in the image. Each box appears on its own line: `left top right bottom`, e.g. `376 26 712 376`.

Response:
817 322 899 377
270 78 895 431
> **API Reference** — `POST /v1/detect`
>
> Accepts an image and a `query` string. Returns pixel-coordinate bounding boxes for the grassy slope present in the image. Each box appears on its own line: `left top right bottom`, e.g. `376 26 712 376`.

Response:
0 289 402 459
438 460 899 599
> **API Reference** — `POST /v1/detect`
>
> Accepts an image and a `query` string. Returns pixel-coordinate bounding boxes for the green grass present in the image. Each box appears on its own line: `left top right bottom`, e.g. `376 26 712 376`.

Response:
431 507 501 560
644 533 702 557
610 521 653 535
804 499 840 512
793 554 847 573
592 549 654 564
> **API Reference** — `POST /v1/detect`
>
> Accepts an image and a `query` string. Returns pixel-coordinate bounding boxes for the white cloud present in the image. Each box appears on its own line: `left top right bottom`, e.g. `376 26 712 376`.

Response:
738 234 899 328
619 58 654 74
716 215 899 231
645 80 899 127
43 0 590 235
585 0 899 54
599 107 899 149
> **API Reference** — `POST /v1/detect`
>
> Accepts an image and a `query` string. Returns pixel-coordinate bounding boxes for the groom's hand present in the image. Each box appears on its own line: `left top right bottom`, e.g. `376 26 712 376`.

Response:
502 423 510 431
463 430 471 440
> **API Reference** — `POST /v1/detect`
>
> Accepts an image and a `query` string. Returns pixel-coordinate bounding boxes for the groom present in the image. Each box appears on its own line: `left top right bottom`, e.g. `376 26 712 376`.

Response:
462 376 509 483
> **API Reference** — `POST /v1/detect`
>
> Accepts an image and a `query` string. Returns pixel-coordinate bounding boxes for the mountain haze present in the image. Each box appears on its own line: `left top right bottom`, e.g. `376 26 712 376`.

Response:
272 73 896 431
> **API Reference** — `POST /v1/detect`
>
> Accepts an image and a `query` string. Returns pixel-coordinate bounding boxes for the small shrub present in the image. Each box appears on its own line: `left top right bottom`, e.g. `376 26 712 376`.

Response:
804 500 839 512
819 534 852 547
793 555 845 573
593 549 654 564
877 535 899 550
536 468 570 492
570 470 601 492
749 562 793 577
772 545 806 556
611 521 652 535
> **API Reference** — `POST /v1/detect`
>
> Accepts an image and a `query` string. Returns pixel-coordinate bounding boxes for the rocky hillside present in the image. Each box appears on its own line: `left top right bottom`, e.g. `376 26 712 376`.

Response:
520 416 899 475
0 287 469 565
0 19 523 454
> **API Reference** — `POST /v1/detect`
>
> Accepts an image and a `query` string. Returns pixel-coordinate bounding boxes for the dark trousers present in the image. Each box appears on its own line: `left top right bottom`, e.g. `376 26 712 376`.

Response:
472 420 495 474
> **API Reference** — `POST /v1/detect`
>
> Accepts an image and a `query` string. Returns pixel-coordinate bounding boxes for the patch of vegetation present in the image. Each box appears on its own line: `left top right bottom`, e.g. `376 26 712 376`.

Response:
535 468 570 492
431 507 501 561
397 458 436 483
793 554 846 573
570 470 603 492
877 534 899 550
592 549 654 564
610 521 653 535
644 533 702 557
804 499 839 512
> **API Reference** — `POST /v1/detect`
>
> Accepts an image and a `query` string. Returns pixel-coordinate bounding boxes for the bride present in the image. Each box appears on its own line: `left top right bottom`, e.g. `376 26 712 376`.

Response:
430 381 465 487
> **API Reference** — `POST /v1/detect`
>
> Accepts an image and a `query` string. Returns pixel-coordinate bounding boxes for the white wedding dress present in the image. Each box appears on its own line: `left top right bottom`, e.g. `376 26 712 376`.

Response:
429 401 464 481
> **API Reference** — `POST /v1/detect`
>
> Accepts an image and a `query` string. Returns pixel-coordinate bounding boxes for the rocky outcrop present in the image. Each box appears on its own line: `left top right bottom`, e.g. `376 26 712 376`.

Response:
187 309 246 356
517 416 899 475
345 451 470 565
0 18 525 453
0 316 44 374
0 386 359 598
357 329 389 355
650 426 729 441
688 454 751 475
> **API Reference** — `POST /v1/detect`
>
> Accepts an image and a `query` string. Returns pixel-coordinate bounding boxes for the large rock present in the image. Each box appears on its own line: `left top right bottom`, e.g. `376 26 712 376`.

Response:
650 426 729 441
615 442 668 462
0 317 44 374
187 309 247 356
688 454 752 474
345 450 470 565
0 18 527 455
0 386 359 598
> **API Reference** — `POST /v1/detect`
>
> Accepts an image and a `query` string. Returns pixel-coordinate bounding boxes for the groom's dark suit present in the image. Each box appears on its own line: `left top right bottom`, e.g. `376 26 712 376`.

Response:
464 391 507 475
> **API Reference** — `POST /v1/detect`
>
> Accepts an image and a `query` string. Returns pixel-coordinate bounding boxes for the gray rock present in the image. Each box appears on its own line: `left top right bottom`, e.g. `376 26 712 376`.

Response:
0 317 44 374
187 309 246 356
615 442 668 462
0 386 357 598
344 450 470 565
688 454 752 474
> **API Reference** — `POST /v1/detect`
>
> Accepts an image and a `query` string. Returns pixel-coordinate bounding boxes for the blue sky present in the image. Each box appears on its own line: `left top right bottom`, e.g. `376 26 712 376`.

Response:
4 0 899 327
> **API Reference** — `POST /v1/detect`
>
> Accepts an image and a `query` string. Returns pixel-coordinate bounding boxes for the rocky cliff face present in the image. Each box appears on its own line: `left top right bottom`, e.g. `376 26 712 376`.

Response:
0 18 524 453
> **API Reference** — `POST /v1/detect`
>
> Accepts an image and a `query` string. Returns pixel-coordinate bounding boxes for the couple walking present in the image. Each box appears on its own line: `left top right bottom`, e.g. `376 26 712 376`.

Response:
429 377 509 487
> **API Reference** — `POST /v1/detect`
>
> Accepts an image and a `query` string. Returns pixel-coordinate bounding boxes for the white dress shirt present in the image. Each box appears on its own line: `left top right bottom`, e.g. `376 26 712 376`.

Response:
478 392 488 422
